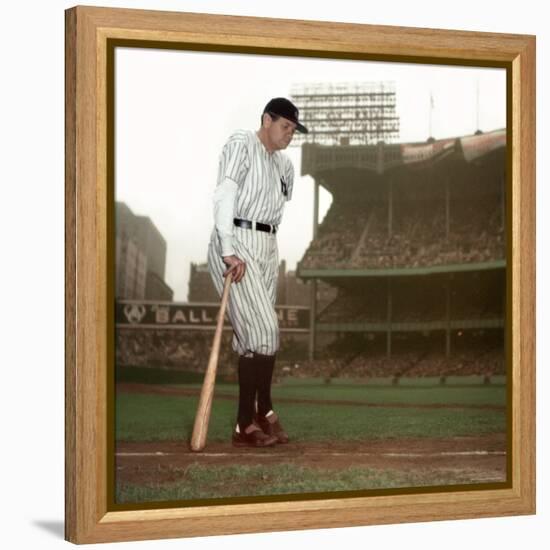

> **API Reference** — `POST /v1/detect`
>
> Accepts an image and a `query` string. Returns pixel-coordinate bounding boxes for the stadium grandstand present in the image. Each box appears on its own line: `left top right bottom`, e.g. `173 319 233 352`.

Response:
115 82 507 384
294 126 507 382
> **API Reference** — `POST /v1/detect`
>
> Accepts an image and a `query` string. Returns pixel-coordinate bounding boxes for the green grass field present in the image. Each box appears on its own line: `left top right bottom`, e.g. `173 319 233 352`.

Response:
175 376 507 406
115 376 508 503
116 377 506 442
117 463 493 503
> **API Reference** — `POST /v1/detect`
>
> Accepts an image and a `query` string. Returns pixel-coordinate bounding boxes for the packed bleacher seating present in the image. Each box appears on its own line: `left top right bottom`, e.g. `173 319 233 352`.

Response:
117 163 506 382
318 270 504 324
115 329 234 371
300 194 505 270
302 199 372 268
278 337 505 381
116 328 504 381
276 351 505 381
115 329 307 371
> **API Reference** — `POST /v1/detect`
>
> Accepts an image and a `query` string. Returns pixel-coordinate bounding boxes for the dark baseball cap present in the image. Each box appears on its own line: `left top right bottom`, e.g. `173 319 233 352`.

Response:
263 97 308 134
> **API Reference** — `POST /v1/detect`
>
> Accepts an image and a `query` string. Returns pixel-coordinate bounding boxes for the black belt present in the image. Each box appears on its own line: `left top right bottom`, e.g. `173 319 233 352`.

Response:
234 218 277 234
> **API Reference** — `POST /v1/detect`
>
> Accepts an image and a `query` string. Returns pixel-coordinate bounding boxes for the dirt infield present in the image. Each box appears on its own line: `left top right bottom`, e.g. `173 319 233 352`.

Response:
116 433 507 486
115 381 507 500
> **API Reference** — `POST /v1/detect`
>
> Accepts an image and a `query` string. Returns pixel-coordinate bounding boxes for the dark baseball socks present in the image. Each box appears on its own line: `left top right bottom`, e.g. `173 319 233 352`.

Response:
254 352 276 417
236 354 257 431
236 352 276 433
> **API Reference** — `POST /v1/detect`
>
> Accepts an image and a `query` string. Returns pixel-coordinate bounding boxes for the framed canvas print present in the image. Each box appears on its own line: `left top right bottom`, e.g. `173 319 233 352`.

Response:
65 5 535 544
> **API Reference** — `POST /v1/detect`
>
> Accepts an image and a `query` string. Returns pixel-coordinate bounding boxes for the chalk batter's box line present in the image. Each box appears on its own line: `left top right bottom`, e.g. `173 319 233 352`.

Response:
116 451 507 458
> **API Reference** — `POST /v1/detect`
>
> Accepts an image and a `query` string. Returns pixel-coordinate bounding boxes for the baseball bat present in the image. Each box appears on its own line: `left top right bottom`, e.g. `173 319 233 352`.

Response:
190 272 233 452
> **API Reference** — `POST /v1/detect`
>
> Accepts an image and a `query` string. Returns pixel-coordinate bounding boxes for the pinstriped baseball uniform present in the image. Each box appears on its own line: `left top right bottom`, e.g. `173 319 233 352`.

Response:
208 129 294 356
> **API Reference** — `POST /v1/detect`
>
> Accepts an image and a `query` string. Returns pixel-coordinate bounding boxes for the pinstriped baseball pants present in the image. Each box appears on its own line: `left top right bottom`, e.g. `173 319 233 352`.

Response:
208 226 280 356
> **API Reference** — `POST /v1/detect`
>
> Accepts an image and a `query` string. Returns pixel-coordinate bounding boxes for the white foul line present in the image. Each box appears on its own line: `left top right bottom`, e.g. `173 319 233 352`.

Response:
116 450 506 458
117 452 173 457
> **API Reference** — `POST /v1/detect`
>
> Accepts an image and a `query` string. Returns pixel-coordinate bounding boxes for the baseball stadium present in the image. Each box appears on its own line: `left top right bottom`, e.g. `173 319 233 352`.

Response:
113 82 508 507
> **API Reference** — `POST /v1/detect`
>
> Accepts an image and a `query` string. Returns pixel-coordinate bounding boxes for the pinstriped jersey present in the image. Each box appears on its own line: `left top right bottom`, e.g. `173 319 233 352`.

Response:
217 129 294 226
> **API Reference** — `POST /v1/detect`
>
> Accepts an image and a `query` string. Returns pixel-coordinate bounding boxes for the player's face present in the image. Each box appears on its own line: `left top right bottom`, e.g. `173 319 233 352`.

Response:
266 115 297 150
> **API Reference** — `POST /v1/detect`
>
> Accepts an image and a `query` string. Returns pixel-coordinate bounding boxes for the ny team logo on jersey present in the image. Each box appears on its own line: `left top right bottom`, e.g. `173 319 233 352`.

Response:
280 175 288 197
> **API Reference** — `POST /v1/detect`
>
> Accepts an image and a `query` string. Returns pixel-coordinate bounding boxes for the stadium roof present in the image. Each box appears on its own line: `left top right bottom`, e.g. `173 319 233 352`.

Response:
301 128 506 178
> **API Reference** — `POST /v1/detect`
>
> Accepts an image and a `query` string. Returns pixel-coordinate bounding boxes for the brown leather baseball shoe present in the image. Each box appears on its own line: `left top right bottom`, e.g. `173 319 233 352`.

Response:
255 412 289 444
232 423 278 448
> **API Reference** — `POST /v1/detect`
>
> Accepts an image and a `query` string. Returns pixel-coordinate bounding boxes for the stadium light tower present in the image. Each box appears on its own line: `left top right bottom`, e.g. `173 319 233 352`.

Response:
290 81 400 146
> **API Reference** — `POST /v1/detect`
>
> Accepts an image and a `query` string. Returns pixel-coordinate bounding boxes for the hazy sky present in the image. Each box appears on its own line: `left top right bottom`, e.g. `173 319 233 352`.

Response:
115 48 506 301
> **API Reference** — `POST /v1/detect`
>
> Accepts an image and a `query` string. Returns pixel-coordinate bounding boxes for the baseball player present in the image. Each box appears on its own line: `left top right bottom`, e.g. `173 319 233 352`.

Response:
207 98 308 447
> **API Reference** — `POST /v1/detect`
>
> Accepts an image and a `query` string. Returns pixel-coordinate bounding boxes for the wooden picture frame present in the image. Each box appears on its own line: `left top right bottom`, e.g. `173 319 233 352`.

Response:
65 5 535 544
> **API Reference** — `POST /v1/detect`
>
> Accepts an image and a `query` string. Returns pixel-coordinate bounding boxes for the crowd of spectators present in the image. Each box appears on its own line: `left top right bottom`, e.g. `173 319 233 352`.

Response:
404 348 505 378
115 329 307 373
319 290 386 323
115 329 235 371
279 347 505 381
116 329 504 381
301 200 372 268
318 277 503 325
300 195 505 270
